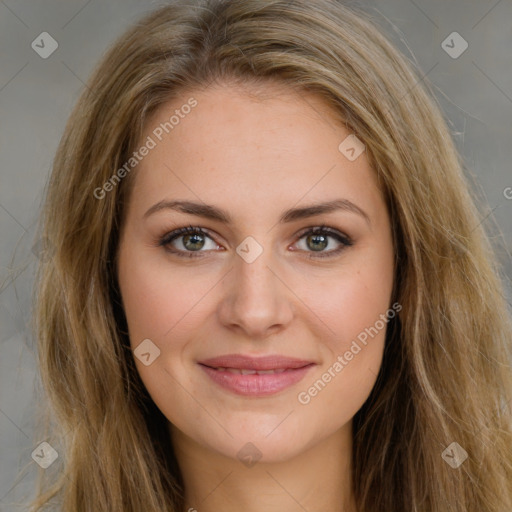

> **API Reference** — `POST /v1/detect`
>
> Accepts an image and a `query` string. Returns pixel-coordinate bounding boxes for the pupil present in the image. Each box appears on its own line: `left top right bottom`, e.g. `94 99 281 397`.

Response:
308 234 327 251
184 233 204 251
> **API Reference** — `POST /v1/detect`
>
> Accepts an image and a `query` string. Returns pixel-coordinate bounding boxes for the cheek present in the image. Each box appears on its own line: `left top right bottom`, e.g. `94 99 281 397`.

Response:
294 247 393 416
295 280 390 435
307 247 394 354
117 249 209 428
118 246 216 346
296 343 384 439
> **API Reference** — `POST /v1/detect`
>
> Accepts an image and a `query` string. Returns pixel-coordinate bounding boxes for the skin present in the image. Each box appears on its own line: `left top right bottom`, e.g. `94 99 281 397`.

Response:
117 80 395 512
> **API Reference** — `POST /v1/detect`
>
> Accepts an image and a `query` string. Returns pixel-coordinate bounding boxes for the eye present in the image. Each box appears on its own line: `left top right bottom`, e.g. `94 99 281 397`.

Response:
158 224 353 259
293 225 353 259
158 225 220 258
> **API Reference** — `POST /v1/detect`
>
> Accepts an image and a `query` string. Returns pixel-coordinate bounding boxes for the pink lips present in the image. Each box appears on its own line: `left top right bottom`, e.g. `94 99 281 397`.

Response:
198 354 315 396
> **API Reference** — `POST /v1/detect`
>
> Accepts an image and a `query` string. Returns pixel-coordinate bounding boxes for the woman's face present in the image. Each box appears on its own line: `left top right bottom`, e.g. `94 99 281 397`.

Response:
117 81 395 463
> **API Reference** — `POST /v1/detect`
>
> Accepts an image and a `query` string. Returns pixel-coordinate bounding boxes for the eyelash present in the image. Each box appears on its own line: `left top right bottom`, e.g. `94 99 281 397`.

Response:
157 224 353 260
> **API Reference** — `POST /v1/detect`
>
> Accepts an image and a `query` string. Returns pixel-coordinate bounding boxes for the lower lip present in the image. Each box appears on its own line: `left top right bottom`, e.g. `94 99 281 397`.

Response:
199 364 315 397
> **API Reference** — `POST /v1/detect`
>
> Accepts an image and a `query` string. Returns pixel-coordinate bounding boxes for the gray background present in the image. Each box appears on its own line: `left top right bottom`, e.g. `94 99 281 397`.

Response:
1 0 511 509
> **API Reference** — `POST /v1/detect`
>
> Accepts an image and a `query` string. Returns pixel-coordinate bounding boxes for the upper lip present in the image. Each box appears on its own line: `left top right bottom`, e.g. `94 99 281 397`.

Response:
198 354 315 371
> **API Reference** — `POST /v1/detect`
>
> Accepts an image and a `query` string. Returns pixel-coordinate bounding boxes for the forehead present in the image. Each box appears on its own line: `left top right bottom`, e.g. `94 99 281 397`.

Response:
125 81 383 225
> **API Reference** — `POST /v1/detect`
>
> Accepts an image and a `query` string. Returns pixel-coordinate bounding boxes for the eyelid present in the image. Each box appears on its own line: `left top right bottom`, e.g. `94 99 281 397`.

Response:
295 224 352 243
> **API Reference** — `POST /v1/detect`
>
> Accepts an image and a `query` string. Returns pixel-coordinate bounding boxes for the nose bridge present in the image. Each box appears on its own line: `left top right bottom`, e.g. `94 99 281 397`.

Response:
234 238 277 303
218 235 293 336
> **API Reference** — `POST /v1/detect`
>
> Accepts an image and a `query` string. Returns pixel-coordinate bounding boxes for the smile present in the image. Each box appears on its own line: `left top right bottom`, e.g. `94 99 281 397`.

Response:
198 354 316 396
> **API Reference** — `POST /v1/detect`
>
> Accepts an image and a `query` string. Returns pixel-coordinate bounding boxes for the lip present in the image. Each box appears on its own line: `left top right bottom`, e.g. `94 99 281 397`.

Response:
198 354 316 397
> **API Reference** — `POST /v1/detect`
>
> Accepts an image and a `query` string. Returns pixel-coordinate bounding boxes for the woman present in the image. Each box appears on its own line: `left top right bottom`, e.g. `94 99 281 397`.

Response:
32 0 512 510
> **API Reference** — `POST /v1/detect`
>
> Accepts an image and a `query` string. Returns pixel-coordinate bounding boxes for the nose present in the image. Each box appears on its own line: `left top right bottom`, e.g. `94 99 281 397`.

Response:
217 244 294 339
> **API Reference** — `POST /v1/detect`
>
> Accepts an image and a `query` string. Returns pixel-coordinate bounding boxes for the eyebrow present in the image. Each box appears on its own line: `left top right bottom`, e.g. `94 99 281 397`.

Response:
143 198 371 226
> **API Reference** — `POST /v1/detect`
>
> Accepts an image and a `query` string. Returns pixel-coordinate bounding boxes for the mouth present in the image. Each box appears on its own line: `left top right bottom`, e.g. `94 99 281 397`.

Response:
205 367 289 375
198 354 316 396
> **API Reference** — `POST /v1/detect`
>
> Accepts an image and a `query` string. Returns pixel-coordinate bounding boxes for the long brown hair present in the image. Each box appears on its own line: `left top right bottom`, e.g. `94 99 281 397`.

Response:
32 1 512 510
